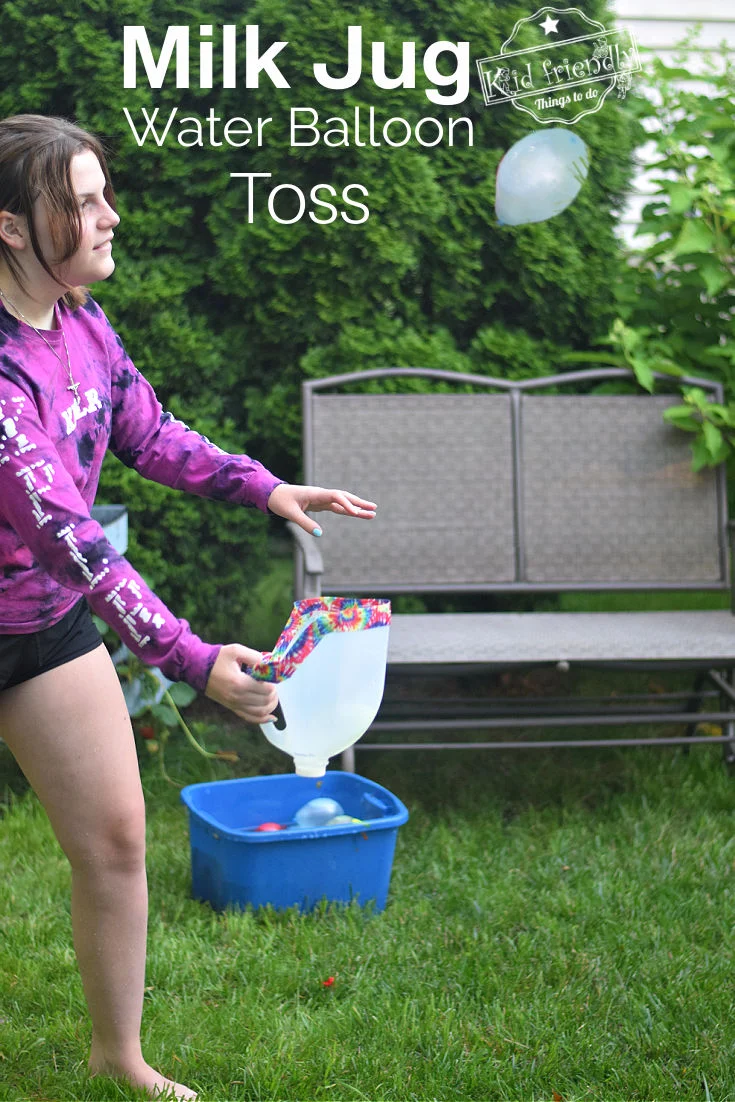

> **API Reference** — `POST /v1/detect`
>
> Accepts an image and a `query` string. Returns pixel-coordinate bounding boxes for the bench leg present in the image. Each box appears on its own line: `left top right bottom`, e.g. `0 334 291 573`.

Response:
683 670 710 754
701 668 735 770
341 745 356 773
721 669 735 770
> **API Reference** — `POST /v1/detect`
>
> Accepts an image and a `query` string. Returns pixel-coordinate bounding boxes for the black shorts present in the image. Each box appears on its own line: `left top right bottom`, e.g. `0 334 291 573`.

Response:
0 598 104 692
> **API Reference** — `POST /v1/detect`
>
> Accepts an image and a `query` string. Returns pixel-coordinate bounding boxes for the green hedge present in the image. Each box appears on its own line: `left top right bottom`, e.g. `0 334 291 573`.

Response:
0 0 642 641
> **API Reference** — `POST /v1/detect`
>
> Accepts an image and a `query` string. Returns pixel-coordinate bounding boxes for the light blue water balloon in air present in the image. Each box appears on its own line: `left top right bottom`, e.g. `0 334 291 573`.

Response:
495 129 589 226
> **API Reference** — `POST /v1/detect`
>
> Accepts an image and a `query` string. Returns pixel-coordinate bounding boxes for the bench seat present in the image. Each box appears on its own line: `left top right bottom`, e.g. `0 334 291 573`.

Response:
388 610 735 667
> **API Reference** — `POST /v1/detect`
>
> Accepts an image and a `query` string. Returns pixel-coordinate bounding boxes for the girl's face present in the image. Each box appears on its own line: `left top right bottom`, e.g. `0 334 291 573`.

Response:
33 148 120 288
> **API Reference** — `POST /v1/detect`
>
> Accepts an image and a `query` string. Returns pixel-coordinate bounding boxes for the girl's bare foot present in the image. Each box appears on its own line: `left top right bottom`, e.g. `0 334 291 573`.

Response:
88 1056 198 1100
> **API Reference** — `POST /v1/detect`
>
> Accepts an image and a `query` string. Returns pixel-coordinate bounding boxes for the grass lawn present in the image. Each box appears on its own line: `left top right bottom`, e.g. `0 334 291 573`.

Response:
2 673 735 1102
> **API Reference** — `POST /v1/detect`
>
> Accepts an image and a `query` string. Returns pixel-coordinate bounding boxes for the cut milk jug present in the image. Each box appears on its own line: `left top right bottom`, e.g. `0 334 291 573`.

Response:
246 597 391 777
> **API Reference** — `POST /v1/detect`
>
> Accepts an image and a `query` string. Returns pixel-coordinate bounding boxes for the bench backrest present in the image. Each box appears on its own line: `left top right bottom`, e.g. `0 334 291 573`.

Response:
302 368 729 594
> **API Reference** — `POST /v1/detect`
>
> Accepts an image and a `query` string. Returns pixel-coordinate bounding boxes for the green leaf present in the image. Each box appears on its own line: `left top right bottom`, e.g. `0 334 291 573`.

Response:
631 357 654 393
706 346 735 366
151 703 178 728
634 217 666 238
703 420 724 458
610 320 653 357
711 141 735 165
672 219 715 257
691 437 712 472
699 261 731 298
662 406 701 432
711 439 731 465
703 404 729 424
666 183 696 215
651 64 696 81
647 358 685 378
683 388 712 412
168 683 197 707
643 238 675 261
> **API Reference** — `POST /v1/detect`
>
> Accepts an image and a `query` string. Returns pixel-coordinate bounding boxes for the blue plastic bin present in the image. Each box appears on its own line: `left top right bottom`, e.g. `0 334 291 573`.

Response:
180 772 409 913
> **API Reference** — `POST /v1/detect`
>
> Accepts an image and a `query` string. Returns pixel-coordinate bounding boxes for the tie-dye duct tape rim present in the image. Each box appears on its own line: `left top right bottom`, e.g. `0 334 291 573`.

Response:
248 597 391 683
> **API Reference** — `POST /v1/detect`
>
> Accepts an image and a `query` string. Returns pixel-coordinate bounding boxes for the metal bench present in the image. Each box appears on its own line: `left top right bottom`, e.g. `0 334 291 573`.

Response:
286 367 735 771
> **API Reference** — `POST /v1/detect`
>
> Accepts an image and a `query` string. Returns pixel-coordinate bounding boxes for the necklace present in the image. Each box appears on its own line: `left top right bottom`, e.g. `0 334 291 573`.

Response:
0 287 81 401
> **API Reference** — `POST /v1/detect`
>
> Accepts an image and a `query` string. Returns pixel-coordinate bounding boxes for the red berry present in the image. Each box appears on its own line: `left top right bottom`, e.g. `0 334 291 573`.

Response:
254 822 284 832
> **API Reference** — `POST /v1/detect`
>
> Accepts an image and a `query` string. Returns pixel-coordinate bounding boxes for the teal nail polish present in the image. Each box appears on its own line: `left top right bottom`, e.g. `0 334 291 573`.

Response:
313 527 323 537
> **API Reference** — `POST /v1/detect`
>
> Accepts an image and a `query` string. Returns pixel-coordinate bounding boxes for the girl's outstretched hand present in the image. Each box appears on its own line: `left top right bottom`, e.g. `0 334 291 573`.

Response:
205 643 279 725
267 483 377 536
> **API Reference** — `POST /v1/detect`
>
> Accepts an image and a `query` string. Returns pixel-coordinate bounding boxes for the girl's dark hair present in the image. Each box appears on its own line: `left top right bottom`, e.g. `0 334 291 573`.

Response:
0 114 117 309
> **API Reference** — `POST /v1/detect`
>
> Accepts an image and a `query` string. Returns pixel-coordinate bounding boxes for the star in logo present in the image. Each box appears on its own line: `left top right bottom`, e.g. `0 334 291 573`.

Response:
540 14 559 35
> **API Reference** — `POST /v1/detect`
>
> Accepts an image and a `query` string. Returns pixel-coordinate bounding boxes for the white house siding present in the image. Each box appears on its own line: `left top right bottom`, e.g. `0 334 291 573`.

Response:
609 0 735 246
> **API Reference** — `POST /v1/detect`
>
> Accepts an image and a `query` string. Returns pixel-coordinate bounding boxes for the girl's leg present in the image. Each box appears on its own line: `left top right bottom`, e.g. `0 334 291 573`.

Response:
0 643 197 1101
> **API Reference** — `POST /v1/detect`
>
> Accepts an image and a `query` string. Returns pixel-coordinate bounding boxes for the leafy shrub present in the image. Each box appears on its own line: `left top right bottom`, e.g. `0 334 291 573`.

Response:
613 46 734 383
0 0 642 640
566 44 735 471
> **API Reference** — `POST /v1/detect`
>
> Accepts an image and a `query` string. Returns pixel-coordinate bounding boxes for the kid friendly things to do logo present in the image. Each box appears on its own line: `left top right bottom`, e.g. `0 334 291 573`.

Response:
477 5 640 125
121 6 639 226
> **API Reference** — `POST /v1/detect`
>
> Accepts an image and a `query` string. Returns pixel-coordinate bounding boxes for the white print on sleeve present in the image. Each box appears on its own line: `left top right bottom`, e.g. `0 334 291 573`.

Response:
2 389 169 660
8 416 110 587
105 578 168 648
62 388 103 436
0 395 32 462
56 522 111 590
17 460 54 529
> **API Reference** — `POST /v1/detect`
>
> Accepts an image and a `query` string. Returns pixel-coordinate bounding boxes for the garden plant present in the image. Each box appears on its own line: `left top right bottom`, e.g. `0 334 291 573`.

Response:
566 46 734 470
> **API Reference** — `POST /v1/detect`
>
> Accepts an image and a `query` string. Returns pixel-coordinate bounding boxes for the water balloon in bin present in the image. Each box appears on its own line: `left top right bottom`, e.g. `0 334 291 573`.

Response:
246 597 391 777
294 797 344 827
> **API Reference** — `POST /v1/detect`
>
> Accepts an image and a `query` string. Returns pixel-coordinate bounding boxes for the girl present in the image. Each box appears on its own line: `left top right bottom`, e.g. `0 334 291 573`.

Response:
0 114 376 1101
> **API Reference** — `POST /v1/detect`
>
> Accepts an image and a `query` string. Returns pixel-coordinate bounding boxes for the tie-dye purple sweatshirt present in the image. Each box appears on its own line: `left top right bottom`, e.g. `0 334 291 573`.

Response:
0 294 284 692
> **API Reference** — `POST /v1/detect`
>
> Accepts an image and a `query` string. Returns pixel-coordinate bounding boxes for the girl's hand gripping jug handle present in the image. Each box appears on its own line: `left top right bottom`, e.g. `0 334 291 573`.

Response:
246 597 391 776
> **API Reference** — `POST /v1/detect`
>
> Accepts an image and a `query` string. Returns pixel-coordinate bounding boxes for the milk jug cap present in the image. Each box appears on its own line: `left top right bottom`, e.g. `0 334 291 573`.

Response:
292 755 329 777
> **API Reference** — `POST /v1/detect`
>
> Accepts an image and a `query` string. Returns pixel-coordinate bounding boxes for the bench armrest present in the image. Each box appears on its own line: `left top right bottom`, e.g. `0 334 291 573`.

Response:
285 521 324 598
728 520 735 616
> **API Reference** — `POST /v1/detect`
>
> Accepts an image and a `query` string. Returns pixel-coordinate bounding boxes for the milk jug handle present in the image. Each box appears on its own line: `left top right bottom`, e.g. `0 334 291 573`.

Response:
270 700 287 729
242 665 287 730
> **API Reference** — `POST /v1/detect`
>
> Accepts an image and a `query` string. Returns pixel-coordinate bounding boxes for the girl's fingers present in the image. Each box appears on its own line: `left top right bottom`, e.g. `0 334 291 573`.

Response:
279 488 376 532
238 680 275 704
340 490 377 511
206 644 280 725
291 511 323 535
238 696 279 725
355 497 378 510
317 490 376 516
242 709 277 725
